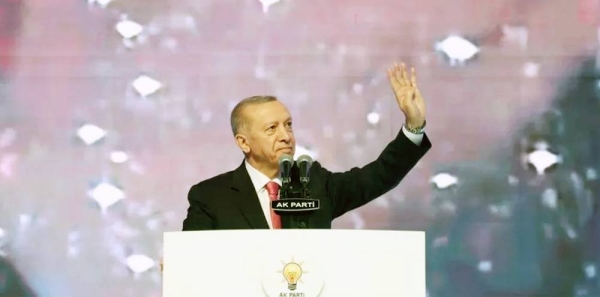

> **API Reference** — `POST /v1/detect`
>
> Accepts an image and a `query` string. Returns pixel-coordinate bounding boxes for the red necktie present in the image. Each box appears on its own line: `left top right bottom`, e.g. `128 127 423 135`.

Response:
265 181 282 229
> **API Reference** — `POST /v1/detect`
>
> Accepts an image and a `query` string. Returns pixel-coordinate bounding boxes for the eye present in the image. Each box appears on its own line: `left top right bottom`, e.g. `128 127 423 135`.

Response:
286 122 292 128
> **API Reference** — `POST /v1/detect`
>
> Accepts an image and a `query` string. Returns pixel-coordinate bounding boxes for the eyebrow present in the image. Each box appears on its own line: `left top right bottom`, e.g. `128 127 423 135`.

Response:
262 117 292 128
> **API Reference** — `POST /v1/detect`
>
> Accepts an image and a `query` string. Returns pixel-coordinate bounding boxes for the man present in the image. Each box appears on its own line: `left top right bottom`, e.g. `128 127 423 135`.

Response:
182 62 431 230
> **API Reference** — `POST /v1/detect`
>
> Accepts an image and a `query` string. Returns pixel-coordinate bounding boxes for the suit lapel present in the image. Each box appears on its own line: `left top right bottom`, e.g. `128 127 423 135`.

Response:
230 161 270 229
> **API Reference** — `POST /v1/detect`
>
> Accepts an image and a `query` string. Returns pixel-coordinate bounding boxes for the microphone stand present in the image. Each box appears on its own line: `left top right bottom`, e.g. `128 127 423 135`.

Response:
279 182 310 229
295 182 311 229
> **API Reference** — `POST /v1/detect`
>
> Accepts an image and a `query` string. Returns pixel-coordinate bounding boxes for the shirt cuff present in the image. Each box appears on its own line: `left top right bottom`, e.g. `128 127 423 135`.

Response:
402 125 424 146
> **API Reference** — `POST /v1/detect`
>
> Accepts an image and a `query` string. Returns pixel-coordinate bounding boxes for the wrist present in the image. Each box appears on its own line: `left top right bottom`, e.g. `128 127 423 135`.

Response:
404 119 426 134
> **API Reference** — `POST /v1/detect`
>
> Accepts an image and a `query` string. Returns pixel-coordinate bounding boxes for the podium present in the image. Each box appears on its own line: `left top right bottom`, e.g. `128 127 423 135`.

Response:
162 229 425 297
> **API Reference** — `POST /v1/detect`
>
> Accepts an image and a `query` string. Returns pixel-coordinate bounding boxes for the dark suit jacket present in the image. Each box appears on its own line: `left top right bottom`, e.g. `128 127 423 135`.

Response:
182 130 431 230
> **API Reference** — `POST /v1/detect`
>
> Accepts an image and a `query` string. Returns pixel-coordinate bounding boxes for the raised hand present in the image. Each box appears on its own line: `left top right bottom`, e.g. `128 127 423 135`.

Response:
387 63 426 128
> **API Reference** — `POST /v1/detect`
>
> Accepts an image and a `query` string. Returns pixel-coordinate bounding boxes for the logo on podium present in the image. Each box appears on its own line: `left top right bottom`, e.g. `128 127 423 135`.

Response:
261 256 325 297
281 260 303 291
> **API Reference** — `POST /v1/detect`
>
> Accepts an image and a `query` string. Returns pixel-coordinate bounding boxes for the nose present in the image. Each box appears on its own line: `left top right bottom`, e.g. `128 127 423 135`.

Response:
278 126 292 142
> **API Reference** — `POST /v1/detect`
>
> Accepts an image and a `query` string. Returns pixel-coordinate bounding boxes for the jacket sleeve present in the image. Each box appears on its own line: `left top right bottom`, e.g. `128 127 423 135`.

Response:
182 184 217 230
324 130 432 219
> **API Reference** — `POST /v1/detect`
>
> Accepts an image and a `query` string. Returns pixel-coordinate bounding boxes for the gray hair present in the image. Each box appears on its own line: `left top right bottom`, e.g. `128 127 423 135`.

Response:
230 95 278 135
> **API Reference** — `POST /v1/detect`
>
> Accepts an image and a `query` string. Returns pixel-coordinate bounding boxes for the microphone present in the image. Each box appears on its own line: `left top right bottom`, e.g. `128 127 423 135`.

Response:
275 154 319 229
278 154 294 184
296 154 313 185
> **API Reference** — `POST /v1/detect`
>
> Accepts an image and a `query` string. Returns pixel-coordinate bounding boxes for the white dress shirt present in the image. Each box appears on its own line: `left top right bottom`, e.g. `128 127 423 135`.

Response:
244 125 423 229
245 161 282 229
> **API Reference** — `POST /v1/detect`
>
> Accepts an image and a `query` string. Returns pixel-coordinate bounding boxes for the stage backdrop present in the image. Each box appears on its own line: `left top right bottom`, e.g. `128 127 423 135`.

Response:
0 0 599 296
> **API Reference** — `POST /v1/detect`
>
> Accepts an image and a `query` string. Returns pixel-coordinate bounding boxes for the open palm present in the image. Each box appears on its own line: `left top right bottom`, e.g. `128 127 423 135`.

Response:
387 63 426 128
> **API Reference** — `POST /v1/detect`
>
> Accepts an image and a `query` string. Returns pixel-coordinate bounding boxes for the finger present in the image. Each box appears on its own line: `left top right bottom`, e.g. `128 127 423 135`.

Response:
400 63 408 84
398 63 408 86
394 63 405 86
392 63 400 81
388 67 397 82
388 67 402 91
410 67 417 88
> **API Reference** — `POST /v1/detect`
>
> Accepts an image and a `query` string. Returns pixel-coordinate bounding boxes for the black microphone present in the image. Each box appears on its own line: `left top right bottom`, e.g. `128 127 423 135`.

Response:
296 154 313 185
278 154 294 185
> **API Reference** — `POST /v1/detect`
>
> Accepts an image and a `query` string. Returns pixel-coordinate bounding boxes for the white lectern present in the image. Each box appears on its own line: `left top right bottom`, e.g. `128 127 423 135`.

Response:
163 229 425 297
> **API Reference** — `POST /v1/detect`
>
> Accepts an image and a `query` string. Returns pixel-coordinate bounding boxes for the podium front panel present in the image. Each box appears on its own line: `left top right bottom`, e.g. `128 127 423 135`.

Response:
163 229 425 297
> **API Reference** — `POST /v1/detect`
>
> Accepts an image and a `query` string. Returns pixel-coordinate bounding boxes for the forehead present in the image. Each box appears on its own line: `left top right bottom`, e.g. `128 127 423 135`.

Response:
244 101 291 125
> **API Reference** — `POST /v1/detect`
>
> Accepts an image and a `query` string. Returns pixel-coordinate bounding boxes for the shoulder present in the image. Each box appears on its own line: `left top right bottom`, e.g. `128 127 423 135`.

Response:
308 160 332 177
187 169 235 198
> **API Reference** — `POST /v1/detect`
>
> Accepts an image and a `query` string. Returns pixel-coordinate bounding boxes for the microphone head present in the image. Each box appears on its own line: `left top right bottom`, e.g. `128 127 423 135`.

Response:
279 154 294 165
279 154 294 185
296 154 313 166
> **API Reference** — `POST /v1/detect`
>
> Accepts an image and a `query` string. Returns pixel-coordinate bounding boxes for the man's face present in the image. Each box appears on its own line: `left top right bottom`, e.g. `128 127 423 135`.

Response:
239 101 295 168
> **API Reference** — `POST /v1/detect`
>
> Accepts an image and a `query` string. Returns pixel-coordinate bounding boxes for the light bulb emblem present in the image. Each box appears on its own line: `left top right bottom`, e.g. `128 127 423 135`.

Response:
282 262 303 290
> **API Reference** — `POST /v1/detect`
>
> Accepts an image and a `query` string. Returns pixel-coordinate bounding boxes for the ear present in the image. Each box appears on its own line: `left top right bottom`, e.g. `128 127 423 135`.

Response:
234 133 250 154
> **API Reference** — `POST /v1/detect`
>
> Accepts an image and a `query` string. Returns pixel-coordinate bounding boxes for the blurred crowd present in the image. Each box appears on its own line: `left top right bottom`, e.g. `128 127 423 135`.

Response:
424 58 600 297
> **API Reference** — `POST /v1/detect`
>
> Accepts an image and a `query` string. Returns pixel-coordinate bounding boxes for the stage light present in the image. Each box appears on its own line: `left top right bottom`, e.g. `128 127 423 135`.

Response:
477 261 493 273
367 111 380 125
77 124 107 145
132 75 162 97
0 227 5 257
88 182 125 213
110 151 129 163
126 254 155 274
501 24 529 49
488 203 511 218
541 188 558 209
565 225 577 239
508 175 519 186
584 263 597 279
435 35 479 66
523 62 540 78
585 168 597 180
88 0 113 7
19 214 32 229
258 0 282 14
526 141 561 175
430 172 458 189
116 19 143 39
0 227 6 246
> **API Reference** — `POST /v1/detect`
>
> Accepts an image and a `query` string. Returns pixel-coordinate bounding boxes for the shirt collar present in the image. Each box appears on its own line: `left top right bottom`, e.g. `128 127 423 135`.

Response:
244 160 282 191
